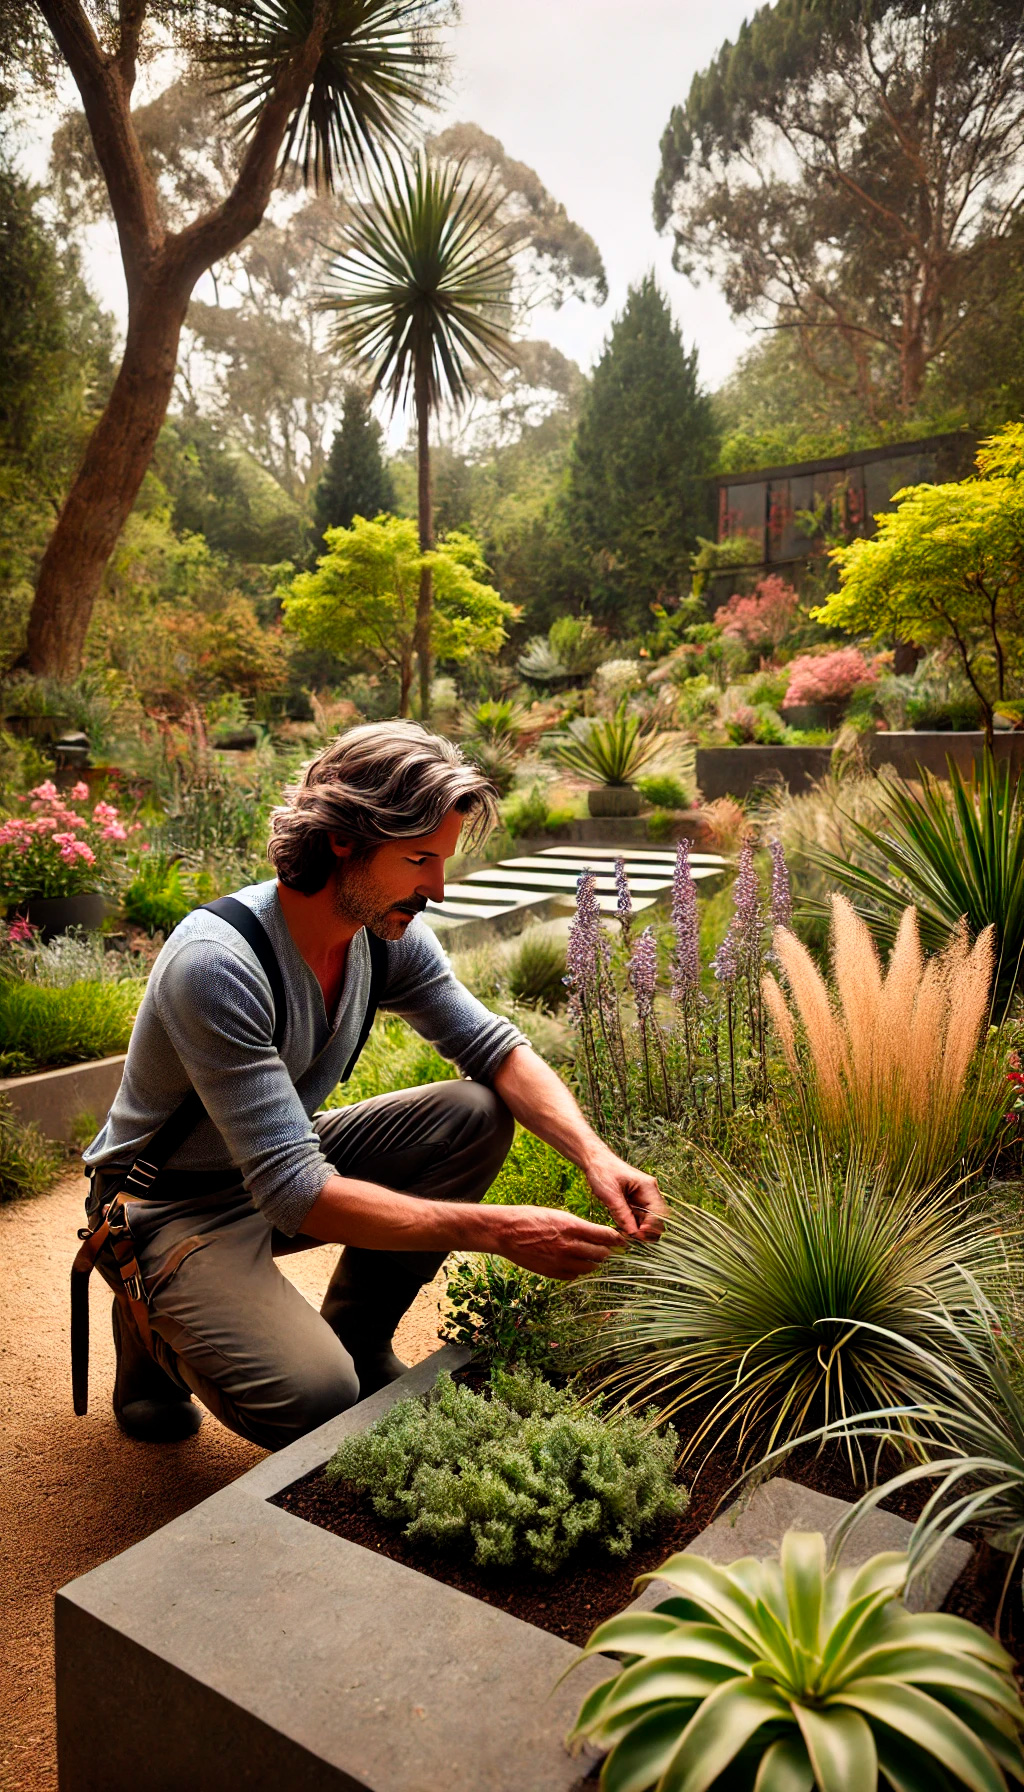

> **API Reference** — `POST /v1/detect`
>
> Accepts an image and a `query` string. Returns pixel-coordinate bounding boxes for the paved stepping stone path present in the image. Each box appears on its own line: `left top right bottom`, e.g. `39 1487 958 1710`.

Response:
426 842 726 930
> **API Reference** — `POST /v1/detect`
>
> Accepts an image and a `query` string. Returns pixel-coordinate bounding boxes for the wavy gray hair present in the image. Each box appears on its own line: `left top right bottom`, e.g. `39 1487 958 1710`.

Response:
268 721 499 894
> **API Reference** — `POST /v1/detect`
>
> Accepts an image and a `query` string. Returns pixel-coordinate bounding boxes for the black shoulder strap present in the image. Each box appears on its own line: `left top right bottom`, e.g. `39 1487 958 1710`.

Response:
122 897 288 1189
340 930 389 1083
203 896 288 1052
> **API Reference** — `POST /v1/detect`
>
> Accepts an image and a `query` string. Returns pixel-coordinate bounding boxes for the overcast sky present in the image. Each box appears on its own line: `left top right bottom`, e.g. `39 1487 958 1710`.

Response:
435 0 757 388
21 0 759 393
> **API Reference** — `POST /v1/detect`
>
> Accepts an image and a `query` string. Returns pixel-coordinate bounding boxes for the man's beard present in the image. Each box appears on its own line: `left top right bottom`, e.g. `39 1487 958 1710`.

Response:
331 860 428 941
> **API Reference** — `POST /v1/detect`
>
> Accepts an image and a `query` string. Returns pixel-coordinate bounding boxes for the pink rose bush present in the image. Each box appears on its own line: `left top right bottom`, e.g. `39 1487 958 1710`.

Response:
714 576 799 653
784 648 877 706
0 780 139 904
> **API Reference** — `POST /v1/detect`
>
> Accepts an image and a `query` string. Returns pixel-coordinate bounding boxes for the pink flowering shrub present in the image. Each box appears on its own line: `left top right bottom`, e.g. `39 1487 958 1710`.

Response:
784 648 877 706
0 781 139 904
714 576 799 653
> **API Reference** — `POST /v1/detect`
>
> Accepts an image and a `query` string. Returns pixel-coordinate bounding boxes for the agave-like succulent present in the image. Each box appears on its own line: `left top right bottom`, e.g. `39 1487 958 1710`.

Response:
568 1530 1024 1792
552 703 661 787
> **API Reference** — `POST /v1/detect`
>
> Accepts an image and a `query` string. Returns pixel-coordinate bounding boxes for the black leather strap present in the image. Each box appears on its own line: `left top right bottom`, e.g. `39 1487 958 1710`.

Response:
121 898 289 1186
124 910 387 1180
204 896 288 1052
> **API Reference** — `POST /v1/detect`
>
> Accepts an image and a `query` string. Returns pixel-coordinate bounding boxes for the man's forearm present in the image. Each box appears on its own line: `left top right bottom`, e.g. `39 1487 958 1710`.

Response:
492 1043 606 1170
299 1169 621 1279
301 1174 503 1250
492 1044 667 1242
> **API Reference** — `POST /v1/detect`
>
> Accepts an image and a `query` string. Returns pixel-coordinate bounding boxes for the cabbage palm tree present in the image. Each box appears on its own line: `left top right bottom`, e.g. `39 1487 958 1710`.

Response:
321 152 516 715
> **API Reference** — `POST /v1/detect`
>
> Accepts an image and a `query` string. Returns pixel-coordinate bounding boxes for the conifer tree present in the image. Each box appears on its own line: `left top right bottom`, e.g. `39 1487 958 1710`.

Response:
311 384 394 557
566 276 717 629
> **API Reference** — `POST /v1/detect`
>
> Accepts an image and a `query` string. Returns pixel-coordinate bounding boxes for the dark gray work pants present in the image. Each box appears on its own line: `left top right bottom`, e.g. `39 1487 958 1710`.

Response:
90 1081 513 1450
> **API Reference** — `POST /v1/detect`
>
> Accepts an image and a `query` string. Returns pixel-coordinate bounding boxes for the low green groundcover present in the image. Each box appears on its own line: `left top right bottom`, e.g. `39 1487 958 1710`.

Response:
326 1368 686 1577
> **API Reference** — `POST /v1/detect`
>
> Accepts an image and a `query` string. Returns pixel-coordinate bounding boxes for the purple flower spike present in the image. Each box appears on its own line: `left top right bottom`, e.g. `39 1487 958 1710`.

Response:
712 926 739 989
614 857 633 940
731 836 763 972
566 871 601 1019
670 838 700 1003
628 926 658 1021
769 838 792 933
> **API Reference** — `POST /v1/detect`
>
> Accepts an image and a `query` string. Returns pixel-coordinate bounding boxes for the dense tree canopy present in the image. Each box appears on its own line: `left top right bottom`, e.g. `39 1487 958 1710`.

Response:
565 275 717 630
818 425 1024 744
656 0 1024 420
282 514 514 714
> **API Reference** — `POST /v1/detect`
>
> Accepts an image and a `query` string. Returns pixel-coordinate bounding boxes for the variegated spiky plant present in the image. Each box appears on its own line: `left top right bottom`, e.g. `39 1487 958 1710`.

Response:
567 1531 1024 1792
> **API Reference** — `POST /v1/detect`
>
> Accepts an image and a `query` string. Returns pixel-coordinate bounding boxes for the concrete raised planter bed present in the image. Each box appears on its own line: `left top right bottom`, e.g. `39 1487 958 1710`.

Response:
698 729 1024 800
864 730 1024 780
55 1347 970 1792
0 1051 125 1143
697 744 835 801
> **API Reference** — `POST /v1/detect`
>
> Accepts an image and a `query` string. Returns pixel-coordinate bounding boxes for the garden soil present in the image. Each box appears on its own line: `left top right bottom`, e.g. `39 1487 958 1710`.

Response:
0 1170 446 1792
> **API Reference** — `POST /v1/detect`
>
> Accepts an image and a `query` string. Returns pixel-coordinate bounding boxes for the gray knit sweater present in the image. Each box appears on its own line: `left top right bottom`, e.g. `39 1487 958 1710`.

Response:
83 880 526 1234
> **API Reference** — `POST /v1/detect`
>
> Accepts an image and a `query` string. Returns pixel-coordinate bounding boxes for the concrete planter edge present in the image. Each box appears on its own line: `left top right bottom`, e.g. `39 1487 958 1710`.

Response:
54 1344 608 1792
54 1345 973 1792
1 1052 126 1143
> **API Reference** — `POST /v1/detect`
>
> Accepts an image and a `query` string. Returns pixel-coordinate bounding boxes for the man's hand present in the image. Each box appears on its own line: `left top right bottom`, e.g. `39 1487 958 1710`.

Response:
492 1044 668 1246
583 1143 667 1243
483 1205 624 1281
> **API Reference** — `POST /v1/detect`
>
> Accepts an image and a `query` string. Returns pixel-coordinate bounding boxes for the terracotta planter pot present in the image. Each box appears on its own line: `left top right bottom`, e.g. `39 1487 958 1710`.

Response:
587 785 642 818
16 893 108 940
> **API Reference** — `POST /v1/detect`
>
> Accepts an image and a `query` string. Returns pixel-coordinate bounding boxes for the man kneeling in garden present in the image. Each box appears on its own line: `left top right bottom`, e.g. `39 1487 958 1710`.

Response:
81 722 664 1447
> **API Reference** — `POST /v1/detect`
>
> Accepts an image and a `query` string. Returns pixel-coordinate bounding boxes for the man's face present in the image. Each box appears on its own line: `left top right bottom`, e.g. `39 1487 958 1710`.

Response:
330 808 464 940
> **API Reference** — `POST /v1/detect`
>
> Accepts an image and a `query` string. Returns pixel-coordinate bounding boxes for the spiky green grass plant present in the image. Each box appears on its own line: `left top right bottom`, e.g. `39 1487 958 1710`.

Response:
581 1139 1011 1472
807 752 1024 1021
827 1293 1024 1628
567 1531 1024 1792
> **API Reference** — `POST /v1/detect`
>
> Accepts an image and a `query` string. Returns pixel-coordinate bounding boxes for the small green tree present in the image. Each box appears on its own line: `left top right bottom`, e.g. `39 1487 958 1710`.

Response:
282 513 514 715
818 425 1024 748
311 382 394 555
566 275 717 630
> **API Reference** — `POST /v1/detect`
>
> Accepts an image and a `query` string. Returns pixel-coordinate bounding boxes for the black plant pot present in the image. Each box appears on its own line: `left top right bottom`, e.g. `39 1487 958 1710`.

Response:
15 893 108 940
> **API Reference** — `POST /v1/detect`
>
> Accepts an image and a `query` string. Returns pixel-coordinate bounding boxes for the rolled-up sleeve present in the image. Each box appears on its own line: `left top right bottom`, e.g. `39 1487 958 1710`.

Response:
381 920 528 1081
154 939 333 1234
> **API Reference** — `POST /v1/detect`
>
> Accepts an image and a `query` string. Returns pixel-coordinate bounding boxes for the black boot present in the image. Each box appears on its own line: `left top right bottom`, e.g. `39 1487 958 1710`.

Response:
320 1247 442 1400
111 1298 203 1442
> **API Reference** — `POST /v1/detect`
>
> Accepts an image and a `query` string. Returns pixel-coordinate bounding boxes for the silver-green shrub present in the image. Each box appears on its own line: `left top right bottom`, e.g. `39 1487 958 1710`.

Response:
326 1369 685 1576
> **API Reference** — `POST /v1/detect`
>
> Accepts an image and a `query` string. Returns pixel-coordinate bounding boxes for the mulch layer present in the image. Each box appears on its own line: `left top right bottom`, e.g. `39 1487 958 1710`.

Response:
271 1375 1024 1664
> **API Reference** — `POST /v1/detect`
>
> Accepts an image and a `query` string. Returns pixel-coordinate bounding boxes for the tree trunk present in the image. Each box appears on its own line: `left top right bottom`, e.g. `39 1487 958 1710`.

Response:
398 653 412 718
413 368 434 720
25 277 189 678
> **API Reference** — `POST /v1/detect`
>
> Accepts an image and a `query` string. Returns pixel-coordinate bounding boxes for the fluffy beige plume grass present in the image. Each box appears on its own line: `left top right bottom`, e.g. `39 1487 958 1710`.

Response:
762 895 998 1184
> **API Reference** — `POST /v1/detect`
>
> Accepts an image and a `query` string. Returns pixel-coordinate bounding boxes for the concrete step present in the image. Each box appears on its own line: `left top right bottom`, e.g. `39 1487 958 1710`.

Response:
463 868 670 894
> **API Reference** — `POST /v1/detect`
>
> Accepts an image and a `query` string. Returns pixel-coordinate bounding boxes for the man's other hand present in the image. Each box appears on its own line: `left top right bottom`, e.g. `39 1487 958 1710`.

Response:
485 1206 625 1281
583 1145 667 1243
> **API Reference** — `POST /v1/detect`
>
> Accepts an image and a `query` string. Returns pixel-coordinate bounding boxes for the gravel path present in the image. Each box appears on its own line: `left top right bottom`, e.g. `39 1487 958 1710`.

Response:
0 1172 445 1792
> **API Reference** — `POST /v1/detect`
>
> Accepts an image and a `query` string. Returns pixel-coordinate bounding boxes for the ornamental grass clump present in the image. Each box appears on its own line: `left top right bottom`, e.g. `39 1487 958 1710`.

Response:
581 1137 1011 1471
326 1369 685 1576
0 976 143 1073
567 1530 1024 1792
762 894 1008 1191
